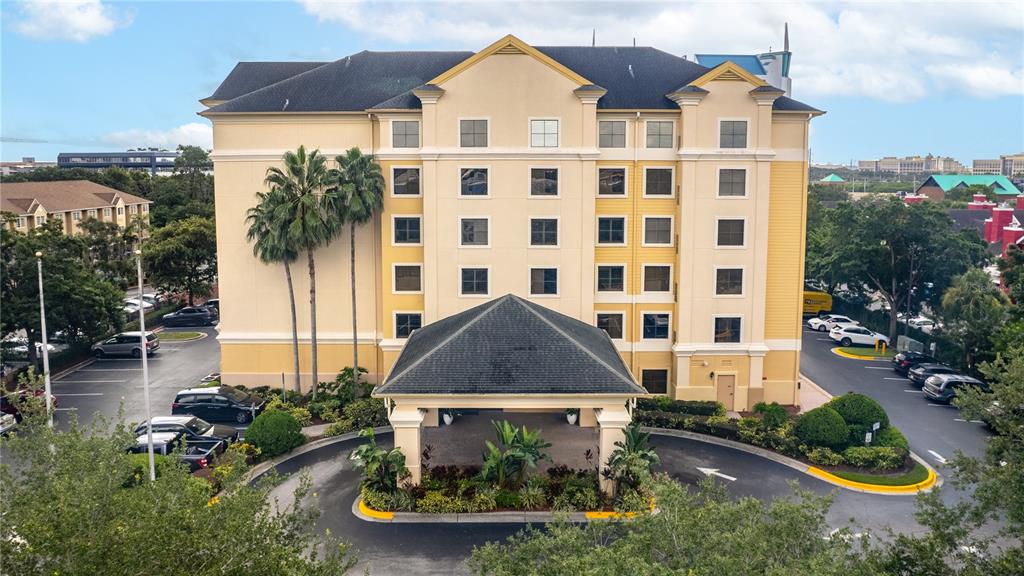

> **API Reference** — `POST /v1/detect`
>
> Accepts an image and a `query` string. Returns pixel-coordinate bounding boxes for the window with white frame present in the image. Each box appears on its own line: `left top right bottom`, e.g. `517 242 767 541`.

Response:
117 207 124 215
716 219 745 247
598 168 626 196
392 121 420 148
393 265 422 293
395 313 422 338
87 209 97 218
646 121 674 148
643 217 672 245
596 313 624 339
141 204 149 213
720 120 748 148
129 205 138 214
393 216 421 244
714 317 742 343
641 369 668 394
530 168 558 196
72 211 81 221
460 218 489 246
597 265 625 292
15 217 26 229
103 208 112 217
393 168 420 196
530 218 558 246
35 215 46 226
461 268 489 295
460 119 488 147
529 268 558 295
645 168 673 196
597 217 625 244
719 169 746 197
715 268 743 295
599 121 626 148
460 168 488 196
529 119 558 147
643 265 671 292
642 313 670 339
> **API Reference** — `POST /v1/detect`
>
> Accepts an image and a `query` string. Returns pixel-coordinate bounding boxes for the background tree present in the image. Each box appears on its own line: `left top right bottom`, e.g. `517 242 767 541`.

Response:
174 145 214 203
805 188 845 294
941 269 1008 368
328 147 384 388
944 183 995 203
142 216 218 305
79 218 137 288
264 146 332 394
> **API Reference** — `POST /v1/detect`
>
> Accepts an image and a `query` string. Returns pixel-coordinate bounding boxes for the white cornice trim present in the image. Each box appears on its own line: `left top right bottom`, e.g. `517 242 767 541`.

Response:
672 343 771 357
765 339 802 351
211 148 603 162
379 338 407 352
217 331 380 345
677 148 777 161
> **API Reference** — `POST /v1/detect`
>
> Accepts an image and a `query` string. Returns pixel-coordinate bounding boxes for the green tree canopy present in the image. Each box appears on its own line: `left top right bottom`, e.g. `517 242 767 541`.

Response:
78 217 140 289
941 268 1008 367
142 216 217 305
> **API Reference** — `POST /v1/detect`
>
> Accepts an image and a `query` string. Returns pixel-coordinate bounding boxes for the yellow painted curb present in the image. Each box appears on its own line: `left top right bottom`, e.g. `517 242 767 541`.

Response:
359 499 394 520
584 499 656 519
806 465 937 494
831 347 889 361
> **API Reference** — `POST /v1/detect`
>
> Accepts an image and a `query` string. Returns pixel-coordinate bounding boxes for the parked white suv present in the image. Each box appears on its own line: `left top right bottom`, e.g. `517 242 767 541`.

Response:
830 325 889 347
807 314 858 332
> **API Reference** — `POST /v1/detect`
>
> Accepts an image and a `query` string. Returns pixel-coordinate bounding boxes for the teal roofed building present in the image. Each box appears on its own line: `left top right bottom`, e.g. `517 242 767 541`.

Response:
820 173 845 183
916 174 1021 201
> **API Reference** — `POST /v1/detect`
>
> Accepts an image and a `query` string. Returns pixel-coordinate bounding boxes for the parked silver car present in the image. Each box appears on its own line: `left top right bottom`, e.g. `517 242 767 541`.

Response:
92 332 160 358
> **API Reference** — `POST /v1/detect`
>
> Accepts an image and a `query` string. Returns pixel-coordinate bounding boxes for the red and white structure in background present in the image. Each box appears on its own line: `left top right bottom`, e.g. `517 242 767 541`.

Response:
971 193 1024 256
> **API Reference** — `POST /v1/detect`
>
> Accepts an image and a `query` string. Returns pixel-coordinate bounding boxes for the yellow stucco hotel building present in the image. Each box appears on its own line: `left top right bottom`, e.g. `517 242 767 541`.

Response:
201 35 822 412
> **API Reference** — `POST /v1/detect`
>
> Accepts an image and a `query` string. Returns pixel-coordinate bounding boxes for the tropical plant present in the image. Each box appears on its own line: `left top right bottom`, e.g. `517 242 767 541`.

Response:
349 427 408 494
326 148 385 389
480 420 551 490
263 146 332 397
603 424 660 495
941 268 1009 368
246 187 301 393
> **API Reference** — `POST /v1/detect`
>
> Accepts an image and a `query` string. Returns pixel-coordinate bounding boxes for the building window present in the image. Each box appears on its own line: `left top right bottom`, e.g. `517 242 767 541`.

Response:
103 208 112 217
599 121 626 148
641 369 668 394
715 268 744 295
35 215 46 226
393 265 422 293
130 205 138 214
87 209 97 218
530 168 558 196
716 219 745 247
141 204 149 213
530 218 558 246
117 207 124 215
646 121 674 148
598 168 626 196
597 217 625 244
530 268 558 295
720 120 748 149
393 216 421 244
529 119 558 147
392 121 420 148
72 211 81 221
644 168 673 196
395 313 422 338
393 168 420 196
714 317 742 343
643 217 672 246
596 313 624 339
643 265 671 292
460 119 488 147
719 169 746 197
460 218 489 247
597 265 625 292
642 313 670 339
460 168 488 196
461 268 489 296
15 217 26 229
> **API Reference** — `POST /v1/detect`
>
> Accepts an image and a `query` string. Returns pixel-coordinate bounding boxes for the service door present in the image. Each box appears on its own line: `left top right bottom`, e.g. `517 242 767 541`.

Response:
716 374 736 411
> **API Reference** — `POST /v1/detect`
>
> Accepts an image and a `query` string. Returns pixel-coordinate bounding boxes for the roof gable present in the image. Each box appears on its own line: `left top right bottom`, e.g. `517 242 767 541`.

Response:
926 174 1021 195
695 54 766 75
429 35 591 87
688 61 768 88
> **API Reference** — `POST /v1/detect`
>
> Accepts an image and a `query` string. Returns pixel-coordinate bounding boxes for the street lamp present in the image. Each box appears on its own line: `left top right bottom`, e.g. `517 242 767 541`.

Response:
34 251 53 428
136 249 156 482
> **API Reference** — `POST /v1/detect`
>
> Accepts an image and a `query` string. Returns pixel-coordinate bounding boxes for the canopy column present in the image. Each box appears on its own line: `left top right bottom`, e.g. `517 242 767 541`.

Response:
389 404 425 485
596 405 632 496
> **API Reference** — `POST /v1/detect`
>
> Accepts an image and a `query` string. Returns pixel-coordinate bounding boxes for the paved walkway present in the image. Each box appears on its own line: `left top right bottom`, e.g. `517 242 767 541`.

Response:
798 373 833 412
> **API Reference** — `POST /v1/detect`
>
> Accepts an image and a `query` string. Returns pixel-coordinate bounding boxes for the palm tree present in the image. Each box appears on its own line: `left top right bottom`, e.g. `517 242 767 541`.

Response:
264 146 332 397
327 147 384 388
245 187 301 393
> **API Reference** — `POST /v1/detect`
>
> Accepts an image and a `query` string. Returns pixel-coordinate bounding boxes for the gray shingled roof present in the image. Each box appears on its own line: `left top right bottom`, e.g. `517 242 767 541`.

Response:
205 47 820 114
375 294 645 396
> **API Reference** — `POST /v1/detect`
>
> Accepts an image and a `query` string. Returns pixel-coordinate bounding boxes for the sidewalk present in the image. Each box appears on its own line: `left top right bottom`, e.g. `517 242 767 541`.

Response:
798 374 832 413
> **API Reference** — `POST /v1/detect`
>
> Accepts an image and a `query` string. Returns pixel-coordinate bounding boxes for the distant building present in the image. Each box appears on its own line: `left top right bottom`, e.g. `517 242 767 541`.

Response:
57 150 179 175
697 24 793 96
915 174 1021 201
1 180 151 235
948 194 1024 257
857 154 965 174
973 158 1002 175
820 173 845 183
0 157 57 176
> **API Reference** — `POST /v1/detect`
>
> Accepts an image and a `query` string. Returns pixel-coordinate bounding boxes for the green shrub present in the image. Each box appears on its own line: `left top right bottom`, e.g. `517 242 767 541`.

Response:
738 419 802 458
805 447 844 467
842 446 905 471
494 489 522 509
551 483 600 512
873 426 909 451
306 397 342 419
416 491 466 514
264 397 313 427
469 489 498 513
616 488 651 513
123 453 171 487
519 485 547 510
342 398 388 429
753 402 790 429
391 489 417 512
826 393 889 444
794 407 849 450
360 487 393 512
245 410 305 458
324 419 356 437
635 398 724 416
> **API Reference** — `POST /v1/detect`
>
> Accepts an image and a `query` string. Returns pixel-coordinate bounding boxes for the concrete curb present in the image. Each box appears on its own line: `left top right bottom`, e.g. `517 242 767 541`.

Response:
831 347 890 361
646 427 941 496
244 426 393 485
154 330 208 342
50 357 96 380
351 497 594 524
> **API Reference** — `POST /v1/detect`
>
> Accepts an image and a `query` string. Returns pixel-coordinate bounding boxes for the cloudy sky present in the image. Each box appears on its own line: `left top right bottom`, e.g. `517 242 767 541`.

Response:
1 0 1022 165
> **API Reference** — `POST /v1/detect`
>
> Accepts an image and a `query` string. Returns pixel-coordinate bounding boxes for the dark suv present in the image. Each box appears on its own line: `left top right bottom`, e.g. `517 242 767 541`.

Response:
891 351 938 376
908 363 958 387
171 386 264 424
923 374 989 404
162 306 219 327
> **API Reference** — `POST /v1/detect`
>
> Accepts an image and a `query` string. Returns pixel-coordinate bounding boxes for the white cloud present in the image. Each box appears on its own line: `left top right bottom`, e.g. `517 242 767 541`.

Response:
299 0 1024 102
102 122 212 150
14 0 129 42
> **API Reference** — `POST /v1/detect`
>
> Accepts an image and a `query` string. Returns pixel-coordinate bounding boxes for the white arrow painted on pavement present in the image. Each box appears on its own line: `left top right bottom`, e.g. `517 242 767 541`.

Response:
697 467 737 481
927 450 948 464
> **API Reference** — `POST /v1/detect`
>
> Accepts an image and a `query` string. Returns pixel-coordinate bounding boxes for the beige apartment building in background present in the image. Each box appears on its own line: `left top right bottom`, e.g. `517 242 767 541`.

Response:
1 180 151 235
201 35 822 411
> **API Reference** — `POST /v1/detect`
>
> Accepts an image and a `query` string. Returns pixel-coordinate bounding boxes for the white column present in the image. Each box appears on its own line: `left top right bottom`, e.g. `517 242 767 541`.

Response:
596 405 632 496
388 404 425 485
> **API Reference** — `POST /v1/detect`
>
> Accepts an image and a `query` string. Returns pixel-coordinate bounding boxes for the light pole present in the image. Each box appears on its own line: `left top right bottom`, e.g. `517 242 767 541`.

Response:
34 251 53 428
136 249 156 482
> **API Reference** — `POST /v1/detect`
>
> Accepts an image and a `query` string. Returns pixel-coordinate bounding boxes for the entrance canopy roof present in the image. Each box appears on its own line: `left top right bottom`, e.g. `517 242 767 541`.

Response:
374 294 646 397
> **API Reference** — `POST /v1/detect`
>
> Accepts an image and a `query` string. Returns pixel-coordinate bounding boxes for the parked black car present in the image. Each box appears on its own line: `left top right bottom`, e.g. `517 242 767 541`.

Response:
127 430 223 471
171 386 265 424
891 351 938 376
923 374 989 404
134 415 238 448
162 306 219 327
908 363 958 387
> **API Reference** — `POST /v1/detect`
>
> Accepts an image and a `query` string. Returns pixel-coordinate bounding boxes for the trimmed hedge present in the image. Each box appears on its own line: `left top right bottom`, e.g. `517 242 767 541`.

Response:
632 410 741 440
842 446 904 471
245 410 304 458
873 426 909 451
635 397 725 417
826 393 889 443
794 407 849 450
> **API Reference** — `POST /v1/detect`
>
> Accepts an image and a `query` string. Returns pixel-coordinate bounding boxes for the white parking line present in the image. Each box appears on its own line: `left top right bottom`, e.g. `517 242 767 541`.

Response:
884 377 907 381
55 393 104 397
927 403 954 408
54 379 126 384
54 408 76 412
81 368 141 371
927 450 948 464
815 338 832 342
954 418 985 424
864 367 889 370
903 389 923 393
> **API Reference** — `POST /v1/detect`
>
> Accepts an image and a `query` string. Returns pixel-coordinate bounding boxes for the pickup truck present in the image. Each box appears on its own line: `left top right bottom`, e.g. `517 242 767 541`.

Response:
128 430 224 471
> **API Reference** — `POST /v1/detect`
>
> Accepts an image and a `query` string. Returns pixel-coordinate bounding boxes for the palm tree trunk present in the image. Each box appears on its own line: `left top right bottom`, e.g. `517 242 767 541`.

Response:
284 260 301 394
350 224 359 388
307 249 319 400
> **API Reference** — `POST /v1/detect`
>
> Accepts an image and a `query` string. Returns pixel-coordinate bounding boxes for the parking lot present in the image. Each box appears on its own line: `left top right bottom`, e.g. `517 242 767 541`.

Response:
800 325 991 467
51 326 221 430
